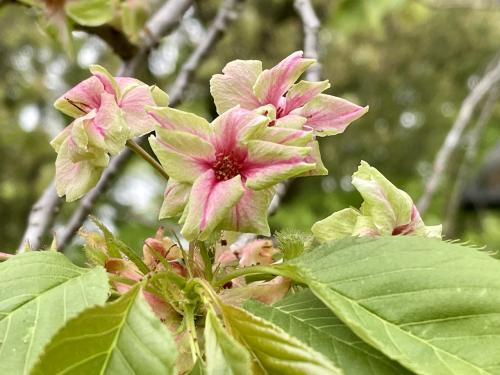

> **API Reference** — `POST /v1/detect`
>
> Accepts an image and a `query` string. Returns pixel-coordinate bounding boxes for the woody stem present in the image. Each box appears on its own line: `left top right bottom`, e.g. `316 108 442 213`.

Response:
126 140 169 180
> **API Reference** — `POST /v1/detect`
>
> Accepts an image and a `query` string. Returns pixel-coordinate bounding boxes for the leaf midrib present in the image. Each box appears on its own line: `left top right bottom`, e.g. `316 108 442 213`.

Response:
307 276 493 375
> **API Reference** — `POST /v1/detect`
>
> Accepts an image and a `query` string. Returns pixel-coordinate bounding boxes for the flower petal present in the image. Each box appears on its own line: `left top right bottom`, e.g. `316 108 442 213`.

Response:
119 84 157 137
220 187 273 235
211 107 269 153
292 94 368 136
210 60 262 114
353 161 414 234
147 106 211 141
181 170 245 241
311 207 361 243
90 64 121 98
253 51 315 107
284 80 330 114
55 138 107 201
299 140 328 176
149 128 214 183
159 179 191 219
89 92 129 155
244 141 315 190
54 76 104 118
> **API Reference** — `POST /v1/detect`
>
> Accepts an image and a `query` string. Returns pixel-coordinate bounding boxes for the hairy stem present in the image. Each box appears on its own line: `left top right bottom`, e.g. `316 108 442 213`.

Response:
126 140 169 180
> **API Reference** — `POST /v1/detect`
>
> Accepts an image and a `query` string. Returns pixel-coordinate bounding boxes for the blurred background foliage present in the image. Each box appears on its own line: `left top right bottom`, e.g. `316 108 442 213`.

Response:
1 0 500 256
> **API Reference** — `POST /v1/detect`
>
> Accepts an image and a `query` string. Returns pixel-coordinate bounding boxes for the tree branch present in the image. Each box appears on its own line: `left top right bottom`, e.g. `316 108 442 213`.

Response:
417 54 500 214
54 0 245 251
444 86 499 236
18 0 194 252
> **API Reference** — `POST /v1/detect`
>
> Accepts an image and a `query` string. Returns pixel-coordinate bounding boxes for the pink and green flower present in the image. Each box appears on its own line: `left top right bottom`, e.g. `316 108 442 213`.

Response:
210 51 368 175
311 161 442 242
148 106 316 241
51 65 168 201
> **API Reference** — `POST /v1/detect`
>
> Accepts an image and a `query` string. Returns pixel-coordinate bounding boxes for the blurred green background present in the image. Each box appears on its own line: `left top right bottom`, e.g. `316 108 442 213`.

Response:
1 0 500 256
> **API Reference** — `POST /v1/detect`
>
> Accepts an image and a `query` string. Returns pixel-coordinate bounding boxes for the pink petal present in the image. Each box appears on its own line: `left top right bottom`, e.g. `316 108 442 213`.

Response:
253 51 314 107
284 80 330 115
237 239 277 266
181 170 245 241
211 107 268 155
54 76 104 117
210 60 262 114
119 84 156 137
292 94 368 136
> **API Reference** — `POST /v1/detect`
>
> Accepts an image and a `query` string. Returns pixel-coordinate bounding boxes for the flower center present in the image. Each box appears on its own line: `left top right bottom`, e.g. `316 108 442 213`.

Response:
213 152 242 181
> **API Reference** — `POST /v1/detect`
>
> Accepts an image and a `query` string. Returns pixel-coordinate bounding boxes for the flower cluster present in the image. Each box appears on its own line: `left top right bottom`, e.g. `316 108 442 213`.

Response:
51 65 167 201
52 51 368 240
311 161 442 242
148 51 368 240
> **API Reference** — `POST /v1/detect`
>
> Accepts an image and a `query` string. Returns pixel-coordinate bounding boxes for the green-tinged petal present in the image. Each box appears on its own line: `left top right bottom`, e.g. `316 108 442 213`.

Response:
90 64 121 98
181 171 245 241
299 140 328 176
253 51 315 107
150 85 169 106
210 60 262 114
65 0 115 27
423 224 443 239
90 92 129 155
292 94 368 136
311 208 361 243
55 139 106 202
147 106 211 140
50 126 71 153
244 141 315 190
353 161 414 234
119 84 157 137
258 125 312 147
54 76 104 118
211 107 269 150
284 80 330 113
352 215 381 236
275 114 307 129
219 187 273 235
159 179 191 219
149 128 214 183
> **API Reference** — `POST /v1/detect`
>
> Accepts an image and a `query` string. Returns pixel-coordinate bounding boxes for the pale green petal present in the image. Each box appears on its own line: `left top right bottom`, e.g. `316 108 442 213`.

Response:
149 129 214 183
147 106 211 140
311 208 361 243
210 60 262 114
55 138 106 202
89 64 121 98
150 85 169 106
159 180 191 219
353 161 414 234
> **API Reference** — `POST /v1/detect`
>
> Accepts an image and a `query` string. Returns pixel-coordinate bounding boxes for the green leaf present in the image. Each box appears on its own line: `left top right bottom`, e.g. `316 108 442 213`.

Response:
205 309 252 375
31 284 177 375
246 289 413 375
65 0 116 27
0 251 109 375
221 303 340 374
286 236 500 375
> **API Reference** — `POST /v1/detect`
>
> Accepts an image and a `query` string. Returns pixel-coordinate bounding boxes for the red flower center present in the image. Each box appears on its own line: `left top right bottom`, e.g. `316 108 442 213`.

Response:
213 152 242 181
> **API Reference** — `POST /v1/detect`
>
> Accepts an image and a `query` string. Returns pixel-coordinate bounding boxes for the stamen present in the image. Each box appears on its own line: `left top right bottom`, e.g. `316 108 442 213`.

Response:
213 152 242 181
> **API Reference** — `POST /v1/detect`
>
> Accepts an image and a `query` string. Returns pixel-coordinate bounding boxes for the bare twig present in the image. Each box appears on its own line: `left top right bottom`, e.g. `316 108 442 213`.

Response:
55 0 245 251
18 0 194 252
417 0 500 10
417 55 500 214
444 87 499 236
294 0 321 81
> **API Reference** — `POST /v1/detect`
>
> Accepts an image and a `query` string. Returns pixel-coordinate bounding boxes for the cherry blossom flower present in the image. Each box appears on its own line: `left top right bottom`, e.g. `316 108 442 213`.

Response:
311 161 442 242
148 106 316 241
210 51 368 175
51 65 168 201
